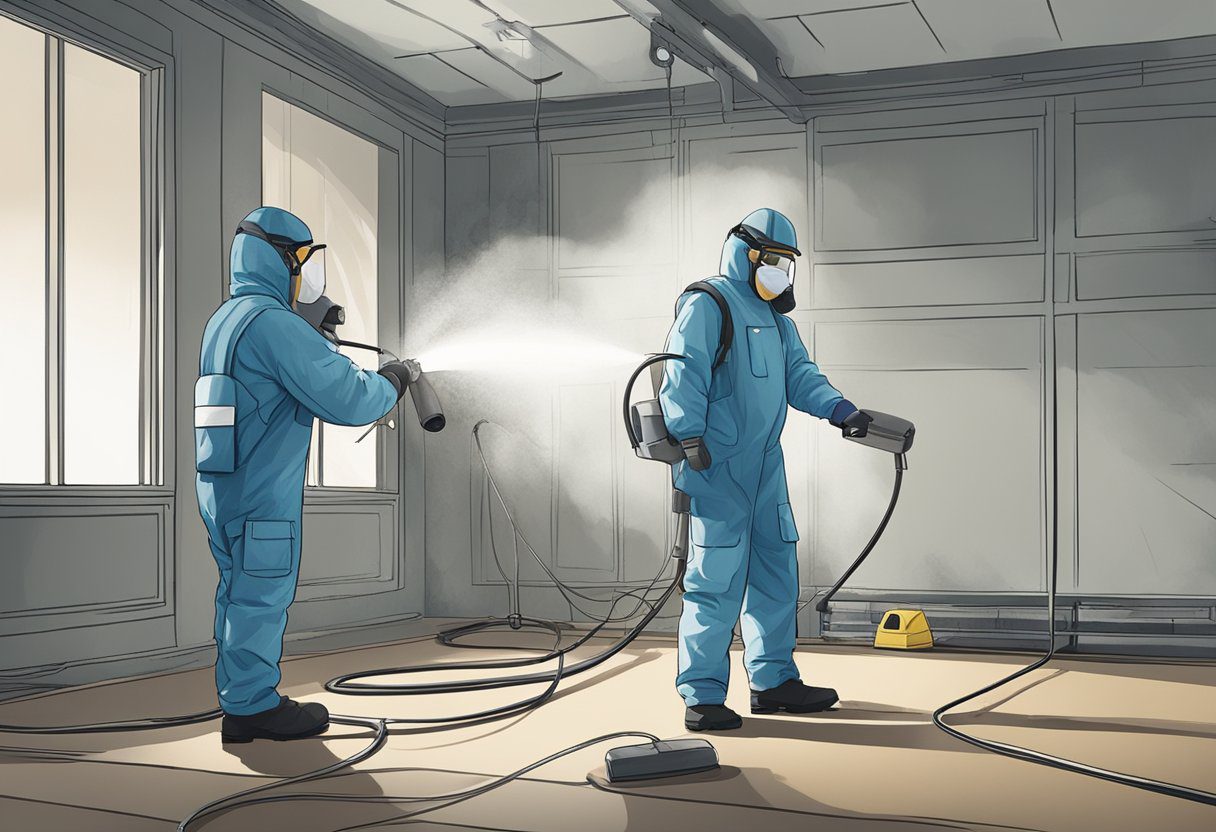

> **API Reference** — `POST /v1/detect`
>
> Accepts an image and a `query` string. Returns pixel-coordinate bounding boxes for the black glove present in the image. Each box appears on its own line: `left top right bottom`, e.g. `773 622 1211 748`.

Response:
378 359 421 400
840 409 873 439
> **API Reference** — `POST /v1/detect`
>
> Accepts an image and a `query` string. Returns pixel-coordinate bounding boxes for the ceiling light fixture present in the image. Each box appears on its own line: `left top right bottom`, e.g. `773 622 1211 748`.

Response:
485 18 527 42
650 43 675 68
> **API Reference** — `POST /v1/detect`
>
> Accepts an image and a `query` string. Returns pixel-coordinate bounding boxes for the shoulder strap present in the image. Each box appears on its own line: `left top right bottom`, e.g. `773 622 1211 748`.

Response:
682 280 734 370
199 295 279 376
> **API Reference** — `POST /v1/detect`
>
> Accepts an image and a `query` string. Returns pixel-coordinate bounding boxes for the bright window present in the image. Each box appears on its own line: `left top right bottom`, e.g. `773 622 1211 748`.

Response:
262 93 381 489
0 14 158 486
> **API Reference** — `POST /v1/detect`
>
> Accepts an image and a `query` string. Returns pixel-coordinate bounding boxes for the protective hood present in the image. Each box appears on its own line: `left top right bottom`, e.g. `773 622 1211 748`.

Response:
719 207 799 284
719 234 755 285
229 206 313 307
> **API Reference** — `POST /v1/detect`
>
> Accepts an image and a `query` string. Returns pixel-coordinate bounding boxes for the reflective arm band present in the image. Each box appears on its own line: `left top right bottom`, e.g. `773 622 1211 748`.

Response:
195 405 236 427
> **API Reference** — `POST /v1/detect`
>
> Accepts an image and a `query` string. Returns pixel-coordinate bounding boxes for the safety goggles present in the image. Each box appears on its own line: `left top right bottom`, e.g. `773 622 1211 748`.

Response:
731 225 799 279
755 248 796 282
293 243 325 269
236 220 326 276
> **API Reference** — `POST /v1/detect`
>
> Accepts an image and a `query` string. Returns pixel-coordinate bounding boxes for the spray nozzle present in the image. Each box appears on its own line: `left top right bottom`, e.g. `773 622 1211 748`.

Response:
296 293 444 433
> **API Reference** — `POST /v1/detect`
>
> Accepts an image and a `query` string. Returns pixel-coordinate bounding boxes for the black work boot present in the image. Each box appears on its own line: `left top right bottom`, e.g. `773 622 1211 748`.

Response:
685 704 743 732
750 679 838 715
221 696 329 743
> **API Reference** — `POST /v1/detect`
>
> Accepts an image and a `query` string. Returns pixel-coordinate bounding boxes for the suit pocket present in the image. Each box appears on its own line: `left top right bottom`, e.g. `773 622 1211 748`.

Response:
689 488 745 548
242 520 295 578
690 513 742 548
747 326 774 377
686 512 744 595
777 502 799 543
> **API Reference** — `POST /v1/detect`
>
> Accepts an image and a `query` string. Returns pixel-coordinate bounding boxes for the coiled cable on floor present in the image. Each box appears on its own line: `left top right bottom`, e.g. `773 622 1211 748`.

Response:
179 730 660 832
0 422 686 831
325 557 679 699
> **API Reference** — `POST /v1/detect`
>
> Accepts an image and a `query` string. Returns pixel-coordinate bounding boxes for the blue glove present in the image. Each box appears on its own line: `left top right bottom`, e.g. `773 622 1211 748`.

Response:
830 400 873 439
829 399 858 428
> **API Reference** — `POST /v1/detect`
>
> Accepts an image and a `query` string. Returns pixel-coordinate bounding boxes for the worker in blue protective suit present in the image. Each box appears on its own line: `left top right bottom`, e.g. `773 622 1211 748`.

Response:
195 206 418 743
661 208 873 732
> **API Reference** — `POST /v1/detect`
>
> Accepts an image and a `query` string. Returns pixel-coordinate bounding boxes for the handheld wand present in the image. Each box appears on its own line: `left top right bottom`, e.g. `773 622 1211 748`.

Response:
297 294 445 434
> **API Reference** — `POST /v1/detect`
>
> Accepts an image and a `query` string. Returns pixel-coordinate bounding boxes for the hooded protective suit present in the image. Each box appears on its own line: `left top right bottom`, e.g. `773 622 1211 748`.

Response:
660 208 845 706
195 206 397 716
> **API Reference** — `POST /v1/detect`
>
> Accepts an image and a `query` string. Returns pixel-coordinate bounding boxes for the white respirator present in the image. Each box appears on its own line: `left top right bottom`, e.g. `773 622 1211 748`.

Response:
297 249 326 305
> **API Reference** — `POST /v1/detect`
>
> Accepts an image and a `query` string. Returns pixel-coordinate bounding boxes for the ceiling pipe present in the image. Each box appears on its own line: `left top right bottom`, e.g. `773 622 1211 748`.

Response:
614 0 807 123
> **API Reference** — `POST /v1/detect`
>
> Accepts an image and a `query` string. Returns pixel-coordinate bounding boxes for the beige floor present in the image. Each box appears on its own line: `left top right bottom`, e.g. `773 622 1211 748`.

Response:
1 619 1215 831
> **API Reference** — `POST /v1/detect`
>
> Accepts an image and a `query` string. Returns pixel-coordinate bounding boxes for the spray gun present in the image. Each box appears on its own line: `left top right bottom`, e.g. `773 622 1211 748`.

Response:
297 295 446 435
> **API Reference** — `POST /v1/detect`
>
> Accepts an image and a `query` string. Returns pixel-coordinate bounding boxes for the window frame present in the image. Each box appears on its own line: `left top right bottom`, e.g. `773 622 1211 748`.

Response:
259 87 401 495
0 10 165 493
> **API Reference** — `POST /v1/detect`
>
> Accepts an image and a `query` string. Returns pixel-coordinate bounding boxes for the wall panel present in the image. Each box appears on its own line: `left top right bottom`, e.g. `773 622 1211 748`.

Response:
1076 310 1216 596
816 125 1040 252
298 504 396 592
553 146 673 275
1075 114 1216 238
0 505 167 621
445 150 490 261
813 254 1044 309
812 317 1044 593
554 383 617 576
1074 250 1216 300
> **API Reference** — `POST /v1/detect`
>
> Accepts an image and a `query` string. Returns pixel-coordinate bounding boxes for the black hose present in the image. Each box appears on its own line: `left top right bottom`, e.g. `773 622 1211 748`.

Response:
811 439 1216 807
622 353 683 448
325 559 684 698
929 401 1216 806
931 662 1216 805
176 714 389 832
0 708 222 734
815 453 904 613
176 731 661 832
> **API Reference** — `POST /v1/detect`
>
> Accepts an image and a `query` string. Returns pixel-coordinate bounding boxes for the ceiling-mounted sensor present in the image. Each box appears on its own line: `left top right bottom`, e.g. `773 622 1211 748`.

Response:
650 42 675 68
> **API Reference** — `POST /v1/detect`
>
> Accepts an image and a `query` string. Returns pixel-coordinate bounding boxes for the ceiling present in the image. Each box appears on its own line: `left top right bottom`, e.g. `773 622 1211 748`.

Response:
271 0 710 107
271 0 1216 109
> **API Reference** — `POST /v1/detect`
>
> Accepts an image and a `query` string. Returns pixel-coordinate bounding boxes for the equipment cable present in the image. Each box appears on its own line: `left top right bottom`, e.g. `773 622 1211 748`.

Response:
812 427 1216 806
0 420 687 831
928 409 1216 806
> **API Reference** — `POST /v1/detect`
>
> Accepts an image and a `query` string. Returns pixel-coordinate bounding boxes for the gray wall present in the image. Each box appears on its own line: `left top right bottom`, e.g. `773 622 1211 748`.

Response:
434 53 1216 652
0 0 444 686
3 1 1215 686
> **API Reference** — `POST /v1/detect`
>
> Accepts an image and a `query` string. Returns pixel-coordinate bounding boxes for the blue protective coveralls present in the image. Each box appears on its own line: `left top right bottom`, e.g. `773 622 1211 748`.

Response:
661 209 845 706
195 207 397 716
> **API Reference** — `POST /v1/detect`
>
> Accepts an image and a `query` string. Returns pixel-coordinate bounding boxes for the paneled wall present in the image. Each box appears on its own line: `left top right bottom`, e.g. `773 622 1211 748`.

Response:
0 0 443 684
1056 80 1216 624
808 104 1050 615
435 66 1216 649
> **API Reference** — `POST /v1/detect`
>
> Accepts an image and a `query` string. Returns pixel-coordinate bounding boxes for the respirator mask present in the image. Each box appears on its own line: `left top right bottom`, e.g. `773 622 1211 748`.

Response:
236 220 327 304
296 294 345 344
296 247 326 304
731 224 798 314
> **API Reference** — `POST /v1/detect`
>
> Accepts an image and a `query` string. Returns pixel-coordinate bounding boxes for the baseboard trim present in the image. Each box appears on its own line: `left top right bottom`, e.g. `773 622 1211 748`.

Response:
0 610 426 703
